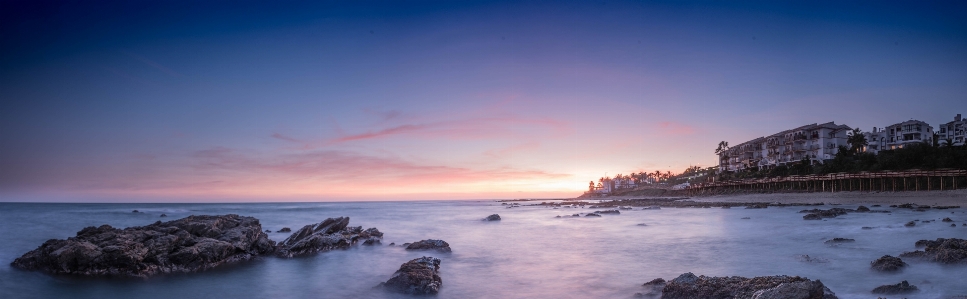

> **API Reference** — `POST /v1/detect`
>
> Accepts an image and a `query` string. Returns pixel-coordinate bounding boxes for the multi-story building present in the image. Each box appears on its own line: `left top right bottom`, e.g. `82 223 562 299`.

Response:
938 114 965 147
861 127 887 154
882 119 933 150
718 122 851 172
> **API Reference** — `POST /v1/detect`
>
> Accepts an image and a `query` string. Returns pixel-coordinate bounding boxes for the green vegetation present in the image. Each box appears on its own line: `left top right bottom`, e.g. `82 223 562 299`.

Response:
718 142 967 181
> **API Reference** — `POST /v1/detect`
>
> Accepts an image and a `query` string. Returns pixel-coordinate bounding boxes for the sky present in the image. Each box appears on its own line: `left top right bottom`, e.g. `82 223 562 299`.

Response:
1 0 966 202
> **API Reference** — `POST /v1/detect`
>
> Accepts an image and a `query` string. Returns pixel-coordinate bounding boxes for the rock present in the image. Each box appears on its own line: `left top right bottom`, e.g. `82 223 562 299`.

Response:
871 280 918 294
277 227 291 233
10 214 276 278
585 213 601 217
741 217 751 220
640 278 666 296
275 217 383 258
870 255 907 272
824 238 855 244
899 238 967 264
595 210 620 214
377 256 442 295
803 214 822 220
862 227 873 230
658 272 838 299
160 214 167 217
871 204 881 207
265 230 271 233
856 206 870 212
132 210 139 213
746 204 768 209
904 221 916 227
637 223 648 226
484 214 501 221
642 206 661 210
405 239 451 252
799 208 850 219
571 213 580 217
943 217 954 222
722 206 731 209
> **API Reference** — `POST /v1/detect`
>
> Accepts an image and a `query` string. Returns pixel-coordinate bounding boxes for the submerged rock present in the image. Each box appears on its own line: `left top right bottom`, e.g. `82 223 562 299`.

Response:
160 214 167 217
904 221 916 227
484 214 501 221
405 239 451 252
803 214 822 220
824 238 855 244
275 217 383 258
871 280 918 294
870 255 907 272
658 272 838 299
595 210 620 214
377 256 442 295
277 227 291 233
585 213 601 217
899 238 967 264
799 208 850 219
11 214 276 278
943 217 954 222
855 206 870 212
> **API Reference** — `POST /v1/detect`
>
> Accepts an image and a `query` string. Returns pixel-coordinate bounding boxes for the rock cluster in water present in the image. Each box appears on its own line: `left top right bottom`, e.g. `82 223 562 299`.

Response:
644 272 838 299
11 215 276 278
404 239 452 252
377 256 443 295
799 206 886 220
275 217 383 258
12 215 383 277
871 280 918 294
870 255 906 272
899 238 967 264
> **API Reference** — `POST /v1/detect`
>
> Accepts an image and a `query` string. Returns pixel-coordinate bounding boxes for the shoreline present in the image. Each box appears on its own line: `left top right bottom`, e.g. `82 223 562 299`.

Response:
580 189 967 207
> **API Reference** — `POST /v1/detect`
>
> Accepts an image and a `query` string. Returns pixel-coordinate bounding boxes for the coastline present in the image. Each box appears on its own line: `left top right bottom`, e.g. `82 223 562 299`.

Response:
583 189 967 207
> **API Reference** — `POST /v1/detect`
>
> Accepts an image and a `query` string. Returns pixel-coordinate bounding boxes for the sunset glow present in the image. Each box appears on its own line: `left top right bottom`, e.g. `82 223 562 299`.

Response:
2 1 966 201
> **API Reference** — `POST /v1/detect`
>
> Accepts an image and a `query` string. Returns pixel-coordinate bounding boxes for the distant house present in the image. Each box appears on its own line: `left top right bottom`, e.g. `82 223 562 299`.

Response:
938 114 965 147
882 119 933 150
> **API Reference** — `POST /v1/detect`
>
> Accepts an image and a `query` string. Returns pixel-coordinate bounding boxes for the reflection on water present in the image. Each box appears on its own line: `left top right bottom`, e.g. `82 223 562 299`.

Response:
1 200 966 299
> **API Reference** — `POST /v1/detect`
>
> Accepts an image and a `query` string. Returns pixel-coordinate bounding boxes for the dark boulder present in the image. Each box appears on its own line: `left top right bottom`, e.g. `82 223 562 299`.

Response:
803 214 822 220
899 238 967 264
11 214 275 278
904 221 915 227
484 214 501 221
132 210 139 213
658 272 838 299
871 280 918 294
585 213 601 217
277 227 291 233
275 217 383 258
377 256 442 295
160 214 167 217
943 217 954 222
405 239 451 252
746 204 768 209
870 255 906 272
855 206 870 212
595 210 620 214
799 208 850 219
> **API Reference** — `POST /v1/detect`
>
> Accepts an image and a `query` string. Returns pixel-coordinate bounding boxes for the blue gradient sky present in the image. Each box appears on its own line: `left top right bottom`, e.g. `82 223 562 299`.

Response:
2 1 966 201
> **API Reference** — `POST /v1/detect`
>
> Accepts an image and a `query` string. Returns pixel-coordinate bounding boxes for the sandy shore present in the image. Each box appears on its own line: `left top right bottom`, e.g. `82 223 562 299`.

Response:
688 189 967 206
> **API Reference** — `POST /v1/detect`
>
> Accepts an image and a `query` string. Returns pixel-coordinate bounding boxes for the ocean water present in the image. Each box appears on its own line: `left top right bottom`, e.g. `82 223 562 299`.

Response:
1 200 966 299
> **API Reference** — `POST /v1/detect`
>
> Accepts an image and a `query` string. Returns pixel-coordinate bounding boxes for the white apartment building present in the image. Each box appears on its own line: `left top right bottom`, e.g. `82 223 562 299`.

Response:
718 122 851 172
882 119 933 150
938 114 965 147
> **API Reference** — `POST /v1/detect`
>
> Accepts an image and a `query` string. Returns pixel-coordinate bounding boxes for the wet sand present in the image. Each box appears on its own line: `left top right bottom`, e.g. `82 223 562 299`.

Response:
691 189 967 206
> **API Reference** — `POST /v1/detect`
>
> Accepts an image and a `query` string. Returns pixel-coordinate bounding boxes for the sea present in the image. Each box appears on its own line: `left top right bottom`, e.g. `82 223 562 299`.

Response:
1 199 966 299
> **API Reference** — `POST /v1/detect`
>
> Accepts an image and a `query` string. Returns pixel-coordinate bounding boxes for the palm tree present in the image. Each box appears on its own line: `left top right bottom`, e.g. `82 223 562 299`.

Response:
847 128 868 154
714 141 729 154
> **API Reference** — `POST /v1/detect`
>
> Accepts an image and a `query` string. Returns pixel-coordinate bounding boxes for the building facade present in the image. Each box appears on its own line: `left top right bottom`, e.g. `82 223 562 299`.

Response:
718 122 851 172
938 114 965 147
882 119 933 150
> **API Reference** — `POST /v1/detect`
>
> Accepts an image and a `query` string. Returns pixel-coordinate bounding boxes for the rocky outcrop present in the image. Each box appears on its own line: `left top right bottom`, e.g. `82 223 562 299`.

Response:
404 239 451 252
638 278 665 296
277 227 291 233
899 238 967 264
799 208 849 220
275 217 383 258
871 280 918 294
870 255 906 272
595 210 621 214
943 217 954 222
11 214 276 278
484 214 501 221
377 256 442 295
658 272 838 299
585 213 601 217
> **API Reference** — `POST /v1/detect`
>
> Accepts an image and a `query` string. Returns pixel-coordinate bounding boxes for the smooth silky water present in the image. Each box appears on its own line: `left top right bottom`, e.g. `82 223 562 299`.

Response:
2 200 966 299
